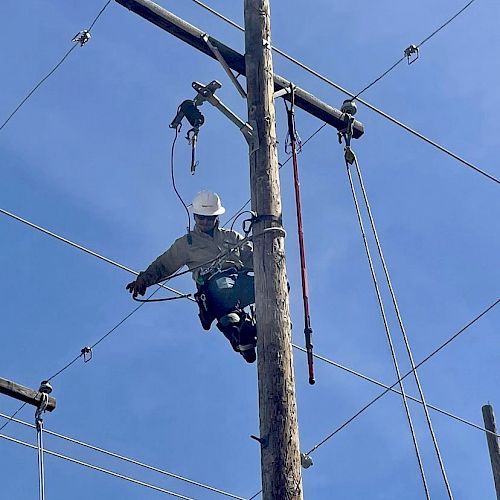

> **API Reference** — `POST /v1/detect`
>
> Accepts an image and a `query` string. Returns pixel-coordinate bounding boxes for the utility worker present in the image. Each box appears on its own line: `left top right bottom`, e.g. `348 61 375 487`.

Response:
126 191 257 363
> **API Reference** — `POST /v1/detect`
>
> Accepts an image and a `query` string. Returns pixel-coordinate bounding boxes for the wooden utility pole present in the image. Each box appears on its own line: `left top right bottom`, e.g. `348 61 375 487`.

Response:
244 1 303 498
482 404 500 499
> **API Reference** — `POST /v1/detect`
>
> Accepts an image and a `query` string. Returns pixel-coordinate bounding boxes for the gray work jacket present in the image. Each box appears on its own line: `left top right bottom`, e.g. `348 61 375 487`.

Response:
139 223 253 287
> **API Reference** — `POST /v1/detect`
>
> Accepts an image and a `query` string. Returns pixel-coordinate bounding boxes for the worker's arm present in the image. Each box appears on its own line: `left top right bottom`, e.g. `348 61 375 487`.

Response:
238 234 253 270
126 236 188 297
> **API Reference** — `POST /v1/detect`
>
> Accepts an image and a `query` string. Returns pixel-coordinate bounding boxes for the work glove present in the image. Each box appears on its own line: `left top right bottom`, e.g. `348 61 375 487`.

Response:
126 272 148 298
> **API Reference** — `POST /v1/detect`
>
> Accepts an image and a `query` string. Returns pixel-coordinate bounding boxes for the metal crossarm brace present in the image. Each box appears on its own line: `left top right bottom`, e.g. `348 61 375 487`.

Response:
201 34 247 98
192 81 257 151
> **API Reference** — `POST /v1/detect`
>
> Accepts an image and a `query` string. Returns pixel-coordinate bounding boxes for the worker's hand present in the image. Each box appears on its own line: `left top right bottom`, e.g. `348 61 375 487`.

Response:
126 273 147 298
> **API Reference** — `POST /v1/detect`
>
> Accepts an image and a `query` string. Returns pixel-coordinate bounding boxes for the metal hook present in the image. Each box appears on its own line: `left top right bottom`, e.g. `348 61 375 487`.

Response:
404 44 419 64
186 127 200 174
81 346 93 363
72 30 91 47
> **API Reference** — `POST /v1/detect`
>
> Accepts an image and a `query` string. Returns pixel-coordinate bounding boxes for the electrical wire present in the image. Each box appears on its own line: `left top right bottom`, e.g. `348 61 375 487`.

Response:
292 345 500 438
418 0 478 48
0 433 195 500
351 0 479 101
191 0 499 185
170 125 192 235
88 0 112 31
2 196 496 495
0 292 495 500
0 403 27 433
351 153 454 498
304 298 499 455
0 207 192 301
345 160 430 498
46 286 164 381
0 205 250 381
0 414 246 500
0 0 112 132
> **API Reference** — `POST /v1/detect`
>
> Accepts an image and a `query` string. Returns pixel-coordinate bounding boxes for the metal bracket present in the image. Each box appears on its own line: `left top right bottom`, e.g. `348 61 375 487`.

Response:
72 30 91 47
192 81 258 152
201 34 247 98
250 434 268 447
81 346 93 363
274 87 291 100
404 44 419 64
301 452 313 469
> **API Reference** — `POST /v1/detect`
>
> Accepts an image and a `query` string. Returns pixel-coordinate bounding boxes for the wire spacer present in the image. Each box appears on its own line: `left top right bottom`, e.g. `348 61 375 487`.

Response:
72 30 91 47
404 44 419 64
81 346 93 363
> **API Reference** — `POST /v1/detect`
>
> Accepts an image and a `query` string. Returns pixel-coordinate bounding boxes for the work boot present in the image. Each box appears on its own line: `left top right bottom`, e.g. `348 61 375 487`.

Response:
238 316 257 364
217 313 242 352
238 344 256 363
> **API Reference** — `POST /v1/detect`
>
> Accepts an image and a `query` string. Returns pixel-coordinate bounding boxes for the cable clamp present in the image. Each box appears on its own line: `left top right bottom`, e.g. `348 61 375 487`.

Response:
344 146 355 165
72 30 91 47
35 381 52 426
404 44 419 64
81 346 93 363
300 452 314 469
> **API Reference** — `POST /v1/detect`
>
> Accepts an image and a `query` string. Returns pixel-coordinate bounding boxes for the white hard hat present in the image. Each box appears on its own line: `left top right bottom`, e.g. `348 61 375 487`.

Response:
191 191 226 216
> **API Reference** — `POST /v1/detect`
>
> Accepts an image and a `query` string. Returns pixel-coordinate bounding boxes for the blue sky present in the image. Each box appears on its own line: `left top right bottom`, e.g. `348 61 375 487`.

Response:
1 1 498 499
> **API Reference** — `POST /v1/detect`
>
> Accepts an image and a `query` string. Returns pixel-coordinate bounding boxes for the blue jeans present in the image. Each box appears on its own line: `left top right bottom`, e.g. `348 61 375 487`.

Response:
203 269 255 319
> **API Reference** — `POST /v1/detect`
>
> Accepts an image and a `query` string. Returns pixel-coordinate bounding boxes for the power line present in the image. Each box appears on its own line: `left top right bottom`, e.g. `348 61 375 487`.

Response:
0 403 27 433
0 432 195 500
0 0 112 132
3 189 495 435
88 0 112 31
345 159 430 497
350 154 453 498
0 413 246 499
292 345 500 438
46 293 153 381
305 298 499 456
418 0 478 48
0 207 192 301
352 0 479 100
3 181 496 447
0 203 248 382
191 0 499 185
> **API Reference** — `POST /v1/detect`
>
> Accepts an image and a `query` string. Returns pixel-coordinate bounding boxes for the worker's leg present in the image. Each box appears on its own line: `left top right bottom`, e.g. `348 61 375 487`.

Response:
204 270 257 363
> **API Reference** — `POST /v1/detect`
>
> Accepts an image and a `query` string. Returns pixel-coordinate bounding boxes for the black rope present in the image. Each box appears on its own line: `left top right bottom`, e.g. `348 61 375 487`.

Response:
170 125 192 236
